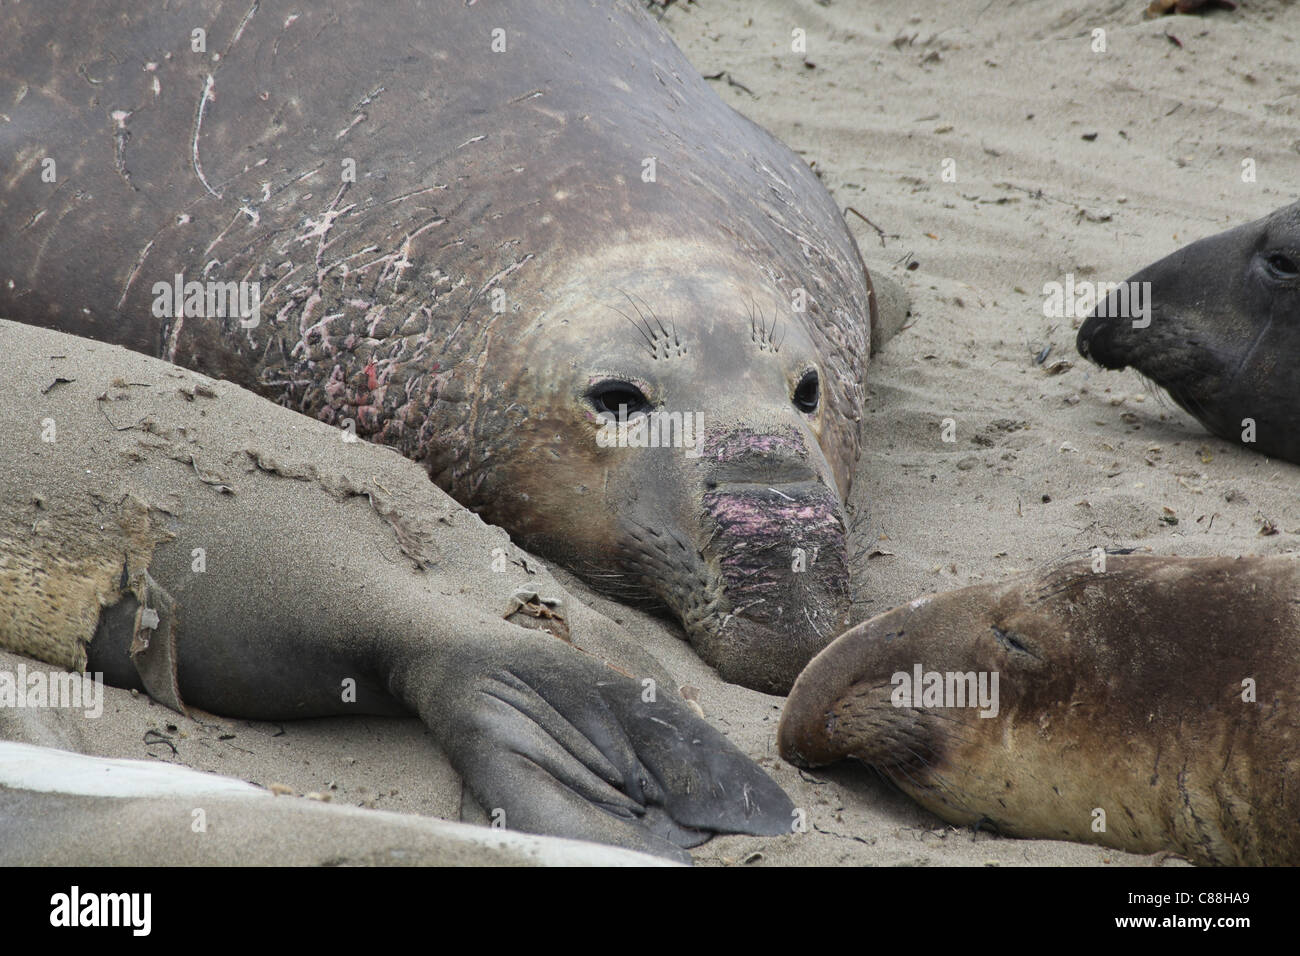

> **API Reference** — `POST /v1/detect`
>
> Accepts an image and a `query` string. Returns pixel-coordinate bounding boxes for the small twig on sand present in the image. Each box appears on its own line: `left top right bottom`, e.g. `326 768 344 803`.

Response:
845 207 899 247
702 70 755 96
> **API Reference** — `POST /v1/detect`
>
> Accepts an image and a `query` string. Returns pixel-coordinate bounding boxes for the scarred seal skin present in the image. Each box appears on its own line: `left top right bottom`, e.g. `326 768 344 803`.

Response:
779 554 1300 866
1077 201 1300 465
0 0 878 693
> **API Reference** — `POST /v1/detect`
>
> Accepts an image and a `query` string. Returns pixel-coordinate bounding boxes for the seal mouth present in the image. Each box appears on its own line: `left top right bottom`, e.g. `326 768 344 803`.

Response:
686 481 851 695
1079 299 1300 461
778 605 918 768
599 479 850 695
585 418 853 693
1075 311 1126 371
1076 273 1244 436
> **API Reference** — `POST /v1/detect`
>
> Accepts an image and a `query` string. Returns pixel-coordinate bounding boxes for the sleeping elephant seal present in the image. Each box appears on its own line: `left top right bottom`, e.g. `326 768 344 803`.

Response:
1077 201 1300 464
779 554 1300 866
0 0 879 694
0 319 793 862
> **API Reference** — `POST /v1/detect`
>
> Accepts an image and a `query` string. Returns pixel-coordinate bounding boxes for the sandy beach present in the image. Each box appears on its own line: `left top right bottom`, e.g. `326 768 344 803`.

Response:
4 0 1298 866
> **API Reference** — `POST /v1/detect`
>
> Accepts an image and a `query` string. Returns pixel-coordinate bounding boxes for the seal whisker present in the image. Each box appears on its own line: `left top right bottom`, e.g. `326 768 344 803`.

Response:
883 748 981 819
626 290 671 340
618 289 653 330
909 716 981 757
607 302 659 358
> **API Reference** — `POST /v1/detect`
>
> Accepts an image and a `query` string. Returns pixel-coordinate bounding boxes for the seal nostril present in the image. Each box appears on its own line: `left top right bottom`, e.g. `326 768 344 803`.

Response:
1077 330 1091 359
1076 315 1126 371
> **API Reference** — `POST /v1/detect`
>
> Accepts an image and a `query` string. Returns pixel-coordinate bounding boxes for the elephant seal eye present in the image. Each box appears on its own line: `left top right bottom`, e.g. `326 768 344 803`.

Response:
1265 252 1299 280
793 369 819 414
589 380 651 418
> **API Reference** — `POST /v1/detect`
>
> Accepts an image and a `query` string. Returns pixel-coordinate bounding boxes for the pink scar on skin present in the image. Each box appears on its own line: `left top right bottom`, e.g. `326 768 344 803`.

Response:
706 427 806 465
702 481 848 627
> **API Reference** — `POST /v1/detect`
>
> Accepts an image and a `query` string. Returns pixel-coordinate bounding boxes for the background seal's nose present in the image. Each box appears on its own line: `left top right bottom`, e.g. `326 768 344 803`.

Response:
1076 283 1139 371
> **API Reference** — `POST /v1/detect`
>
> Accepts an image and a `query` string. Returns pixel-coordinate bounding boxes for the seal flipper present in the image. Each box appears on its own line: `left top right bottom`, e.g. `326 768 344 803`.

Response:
399 632 794 862
88 570 185 715
596 678 796 840
127 570 185 715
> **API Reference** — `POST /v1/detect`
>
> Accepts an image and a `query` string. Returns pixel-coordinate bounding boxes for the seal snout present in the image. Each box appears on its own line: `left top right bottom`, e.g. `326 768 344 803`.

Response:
1074 206 1300 463
640 424 851 695
705 427 825 487
778 605 919 768
691 486 849 695
1076 290 1137 371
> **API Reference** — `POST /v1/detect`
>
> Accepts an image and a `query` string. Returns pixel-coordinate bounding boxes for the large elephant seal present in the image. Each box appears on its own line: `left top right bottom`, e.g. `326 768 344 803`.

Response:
0 319 793 861
779 554 1300 866
1077 200 1300 464
0 0 879 693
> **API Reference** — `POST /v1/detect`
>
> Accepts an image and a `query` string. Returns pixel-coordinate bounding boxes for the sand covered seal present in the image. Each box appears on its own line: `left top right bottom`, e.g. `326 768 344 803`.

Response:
0 0 880 693
1077 200 1300 464
0 319 793 861
0 742 673 866
779 554 1300 866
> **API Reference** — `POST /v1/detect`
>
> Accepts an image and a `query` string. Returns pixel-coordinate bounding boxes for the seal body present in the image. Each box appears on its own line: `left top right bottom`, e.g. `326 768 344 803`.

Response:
0 0 876 692
1077 201 1300 464
0 741 675 866
779 554 1300 866
0 319 794 861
